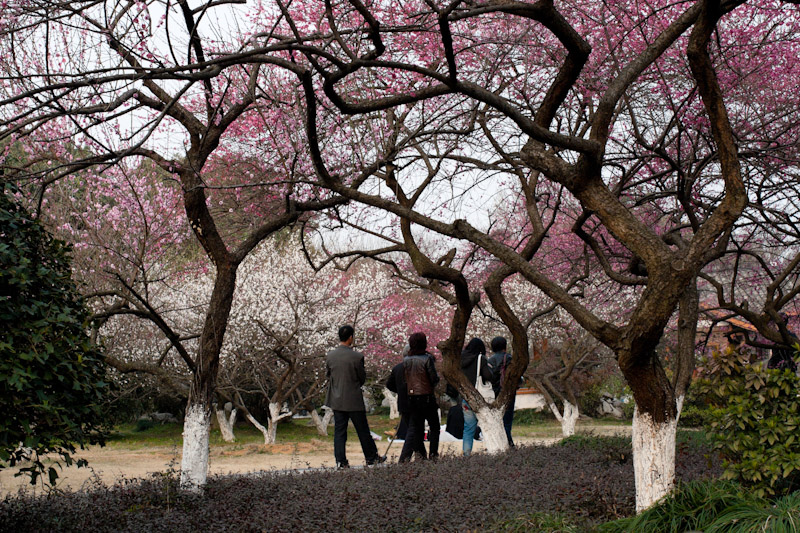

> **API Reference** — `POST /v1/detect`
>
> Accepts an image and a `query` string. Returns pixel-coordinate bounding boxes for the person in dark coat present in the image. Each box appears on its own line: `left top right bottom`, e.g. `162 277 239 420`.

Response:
386 332 440 462
488 336 517 447
386 348 411 441
767 314 799 373
326 325 386 468
768 341 799 373
445 403 464 439
459 337 492 456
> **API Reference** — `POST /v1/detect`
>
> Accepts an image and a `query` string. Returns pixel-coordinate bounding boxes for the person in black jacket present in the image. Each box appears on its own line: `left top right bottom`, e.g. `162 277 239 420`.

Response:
459 337 493 456
386 332 440 462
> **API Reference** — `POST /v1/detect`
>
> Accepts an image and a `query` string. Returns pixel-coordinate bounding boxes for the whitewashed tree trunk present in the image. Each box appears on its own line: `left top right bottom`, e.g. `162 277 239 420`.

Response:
675 395 685 424
215 407 237 442
323 408 334 434
246 403 292 444
309 408 323 434
310 407 334 436
474 406 508 453
561 400 579 437
180 403 211 491
266 403 280 445
632 407 678 512
546 399 579 438
245 412 271 444
265 402 292 444
228 408 238 434
383 387 400 419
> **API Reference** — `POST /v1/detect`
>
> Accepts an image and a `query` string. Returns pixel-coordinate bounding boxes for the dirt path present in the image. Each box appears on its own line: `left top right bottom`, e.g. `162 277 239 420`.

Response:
1 425 630 496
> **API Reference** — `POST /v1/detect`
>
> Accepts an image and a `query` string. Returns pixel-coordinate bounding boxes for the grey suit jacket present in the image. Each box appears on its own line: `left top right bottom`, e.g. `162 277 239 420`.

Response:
325 345 367 411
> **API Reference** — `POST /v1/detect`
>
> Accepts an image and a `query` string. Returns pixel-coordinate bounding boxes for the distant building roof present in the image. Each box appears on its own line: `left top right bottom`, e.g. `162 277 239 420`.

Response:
699 305 758 332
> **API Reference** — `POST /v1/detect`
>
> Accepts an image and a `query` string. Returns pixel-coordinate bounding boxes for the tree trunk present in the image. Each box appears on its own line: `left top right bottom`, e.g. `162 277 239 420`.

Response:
266 420 278 445
548 399 579 437
620 344 678 511
265 402 284 445
216 406 237 443
632 406 677 512
245 403 289 444
180 402 211 490
310 407 333 436
178 262 238 489
383 387 400 419
562 401 579 437
245 412 271 444
473 406 509 453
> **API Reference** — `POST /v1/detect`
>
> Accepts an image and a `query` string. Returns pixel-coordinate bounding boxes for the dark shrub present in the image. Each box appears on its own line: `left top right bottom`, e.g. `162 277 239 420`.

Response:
0 436 721 533
513 408 556 424
135 418 155 432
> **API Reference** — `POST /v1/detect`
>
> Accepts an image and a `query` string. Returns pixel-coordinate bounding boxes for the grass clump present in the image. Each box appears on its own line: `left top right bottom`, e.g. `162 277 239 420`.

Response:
491 511 582 532
599 480 800 533
708 490 800 533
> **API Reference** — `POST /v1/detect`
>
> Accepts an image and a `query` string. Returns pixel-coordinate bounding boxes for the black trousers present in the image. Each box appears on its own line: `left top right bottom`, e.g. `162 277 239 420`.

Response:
503 395 516 447
333 410 379 465
399 395 439 462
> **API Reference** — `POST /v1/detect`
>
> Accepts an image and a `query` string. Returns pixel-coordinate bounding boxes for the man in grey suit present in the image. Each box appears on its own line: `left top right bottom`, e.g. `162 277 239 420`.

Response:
326 325 386 468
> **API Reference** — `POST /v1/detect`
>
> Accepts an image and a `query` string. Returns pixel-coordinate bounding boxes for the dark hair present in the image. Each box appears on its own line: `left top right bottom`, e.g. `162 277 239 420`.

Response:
338 325 355 342
408 332 428 355
463 337 486 356
490 336 507 353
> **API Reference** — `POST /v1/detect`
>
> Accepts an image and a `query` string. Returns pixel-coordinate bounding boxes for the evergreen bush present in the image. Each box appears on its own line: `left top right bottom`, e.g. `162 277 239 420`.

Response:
699 346 800 497
0 183 110 485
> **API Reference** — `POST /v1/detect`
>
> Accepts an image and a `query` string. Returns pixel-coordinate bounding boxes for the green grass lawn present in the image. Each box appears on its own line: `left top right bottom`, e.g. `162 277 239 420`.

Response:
105 410 631 449
105 419 333 449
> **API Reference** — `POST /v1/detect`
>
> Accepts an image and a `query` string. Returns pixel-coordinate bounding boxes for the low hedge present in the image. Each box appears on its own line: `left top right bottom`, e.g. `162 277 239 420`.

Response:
0 435 720 533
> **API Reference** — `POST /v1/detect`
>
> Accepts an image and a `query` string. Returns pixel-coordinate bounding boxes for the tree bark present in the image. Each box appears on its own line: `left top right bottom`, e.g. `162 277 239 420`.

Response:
180 402 211 491
245 412 271 444
266 402 292 444
473 406 508 453
619 346 678 510
309 407 334 436
266 412 279 445
383 387 400 419
674 277 699 423
548 399 579 437
632 406 677 512
179 262 238 489
216 406 237 443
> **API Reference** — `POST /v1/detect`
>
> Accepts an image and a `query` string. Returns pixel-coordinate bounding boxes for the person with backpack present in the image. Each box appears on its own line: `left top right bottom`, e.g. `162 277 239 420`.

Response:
386 332 440 462
488 336 517 447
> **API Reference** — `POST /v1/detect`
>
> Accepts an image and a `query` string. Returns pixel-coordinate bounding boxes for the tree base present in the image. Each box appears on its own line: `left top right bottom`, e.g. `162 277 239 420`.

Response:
632 407 677 512
180 404 211 491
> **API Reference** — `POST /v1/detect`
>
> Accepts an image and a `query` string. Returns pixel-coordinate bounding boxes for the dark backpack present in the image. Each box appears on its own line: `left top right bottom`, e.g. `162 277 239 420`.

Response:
499 353 524 390
499 353 510 384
